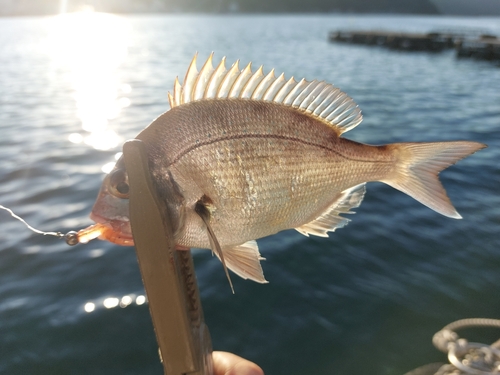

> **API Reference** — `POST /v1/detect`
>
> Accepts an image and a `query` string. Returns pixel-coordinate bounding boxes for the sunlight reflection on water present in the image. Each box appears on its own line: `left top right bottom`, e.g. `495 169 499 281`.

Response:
83 294 147 313
48 11 130 158
101 151 123 173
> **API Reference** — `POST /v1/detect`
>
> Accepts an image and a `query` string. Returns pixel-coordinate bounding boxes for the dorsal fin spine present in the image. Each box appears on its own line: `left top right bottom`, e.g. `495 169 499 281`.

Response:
317 89 341 117
229 62 252 98
273 76 297 103
182 53 199 104
263 72 286 101
319 91 347 119
240 65 264 99
172 54 363 134
193 52 214 101
168 92 174 108
313 89 338 116
205 57 227 98
307 85 334 113
292 80 320 107
217 60 240 98
252 68 275 100
283 78 309 106
300 81 328 111
338 110 361 129
326 99 353 122
172 77 182 107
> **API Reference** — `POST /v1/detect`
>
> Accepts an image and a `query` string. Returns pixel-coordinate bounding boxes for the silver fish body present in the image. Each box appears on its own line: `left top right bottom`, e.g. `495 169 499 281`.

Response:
90 54 485 285
138 99 391 249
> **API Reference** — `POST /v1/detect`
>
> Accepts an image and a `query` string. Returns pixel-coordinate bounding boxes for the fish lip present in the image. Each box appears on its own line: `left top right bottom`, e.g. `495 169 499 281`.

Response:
89 211 112 227
89 212 134 243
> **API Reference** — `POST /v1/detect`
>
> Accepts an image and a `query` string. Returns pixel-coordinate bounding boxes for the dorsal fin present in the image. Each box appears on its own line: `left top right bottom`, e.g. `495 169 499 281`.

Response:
169 53 363 135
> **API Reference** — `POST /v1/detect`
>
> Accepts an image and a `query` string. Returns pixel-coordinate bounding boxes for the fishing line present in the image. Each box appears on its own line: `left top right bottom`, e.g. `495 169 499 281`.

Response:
0 204 64 238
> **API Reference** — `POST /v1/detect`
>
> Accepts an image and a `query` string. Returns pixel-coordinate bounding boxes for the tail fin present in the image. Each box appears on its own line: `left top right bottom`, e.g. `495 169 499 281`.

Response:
382 141 486 219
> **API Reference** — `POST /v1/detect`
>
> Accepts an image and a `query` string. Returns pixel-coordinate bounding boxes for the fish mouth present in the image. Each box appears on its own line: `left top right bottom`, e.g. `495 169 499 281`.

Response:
89 212 134 246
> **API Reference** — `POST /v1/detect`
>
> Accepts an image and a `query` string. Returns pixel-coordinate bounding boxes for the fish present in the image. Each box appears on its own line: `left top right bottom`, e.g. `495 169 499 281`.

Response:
85 53 485 287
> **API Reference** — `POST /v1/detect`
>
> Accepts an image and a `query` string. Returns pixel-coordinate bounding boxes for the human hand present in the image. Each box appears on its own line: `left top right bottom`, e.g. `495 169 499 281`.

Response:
213 351 264 375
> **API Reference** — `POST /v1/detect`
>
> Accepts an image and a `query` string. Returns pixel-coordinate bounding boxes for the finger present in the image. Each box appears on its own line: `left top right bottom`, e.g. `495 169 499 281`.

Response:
212 351 264 375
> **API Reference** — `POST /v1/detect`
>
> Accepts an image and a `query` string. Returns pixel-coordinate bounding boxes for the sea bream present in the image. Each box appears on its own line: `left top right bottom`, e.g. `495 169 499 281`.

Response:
82 53 485 286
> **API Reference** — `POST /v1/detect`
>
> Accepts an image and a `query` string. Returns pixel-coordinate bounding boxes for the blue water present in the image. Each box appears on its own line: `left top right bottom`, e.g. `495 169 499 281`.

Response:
0 13 499 375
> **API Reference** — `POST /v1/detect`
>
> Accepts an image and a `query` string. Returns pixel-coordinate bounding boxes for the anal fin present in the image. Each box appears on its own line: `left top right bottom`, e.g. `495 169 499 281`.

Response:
295 183 366 237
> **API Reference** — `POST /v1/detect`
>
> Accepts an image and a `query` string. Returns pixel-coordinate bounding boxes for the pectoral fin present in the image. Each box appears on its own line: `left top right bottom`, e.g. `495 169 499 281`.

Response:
195 197 234 293
295 183 366 237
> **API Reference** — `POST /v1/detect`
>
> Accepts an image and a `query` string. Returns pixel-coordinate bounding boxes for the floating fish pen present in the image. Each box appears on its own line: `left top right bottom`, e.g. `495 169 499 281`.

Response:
329 30 456 52
456 37 500 62
329 30 500 62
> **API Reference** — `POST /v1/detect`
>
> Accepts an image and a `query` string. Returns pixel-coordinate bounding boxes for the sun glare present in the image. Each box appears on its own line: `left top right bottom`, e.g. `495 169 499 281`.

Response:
49 11 131 153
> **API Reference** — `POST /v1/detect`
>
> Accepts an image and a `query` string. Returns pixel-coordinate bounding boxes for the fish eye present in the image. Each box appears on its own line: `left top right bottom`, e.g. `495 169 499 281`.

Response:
116 181 129 195
109 169 130 199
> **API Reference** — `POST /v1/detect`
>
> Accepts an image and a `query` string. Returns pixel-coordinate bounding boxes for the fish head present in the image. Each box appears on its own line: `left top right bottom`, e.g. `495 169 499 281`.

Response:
89 154 187 246
90 158 133 246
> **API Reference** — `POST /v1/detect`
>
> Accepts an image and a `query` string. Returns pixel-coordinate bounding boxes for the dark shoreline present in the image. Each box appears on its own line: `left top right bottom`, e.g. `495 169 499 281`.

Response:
0 0 441 17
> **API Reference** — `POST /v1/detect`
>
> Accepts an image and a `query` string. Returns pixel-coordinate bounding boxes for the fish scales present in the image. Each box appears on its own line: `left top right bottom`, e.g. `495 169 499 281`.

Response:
137 99 393 248
85 54 485 286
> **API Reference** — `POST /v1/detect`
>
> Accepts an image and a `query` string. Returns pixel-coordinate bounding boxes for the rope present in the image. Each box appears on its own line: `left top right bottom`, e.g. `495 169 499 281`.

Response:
443 319 500 332
431 318 500 375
